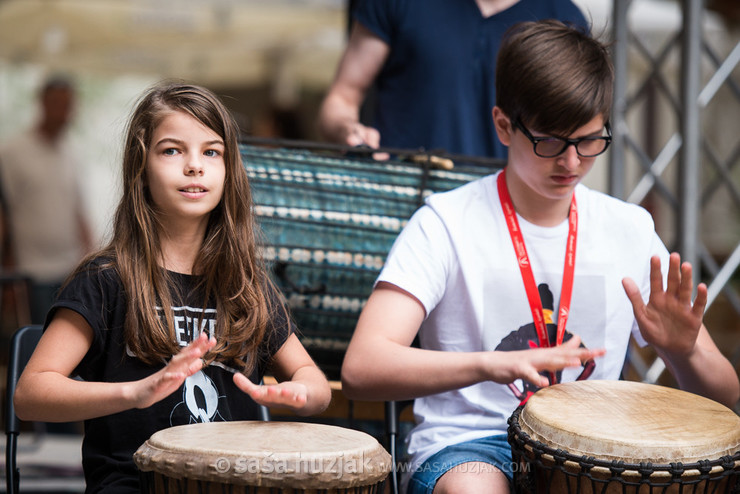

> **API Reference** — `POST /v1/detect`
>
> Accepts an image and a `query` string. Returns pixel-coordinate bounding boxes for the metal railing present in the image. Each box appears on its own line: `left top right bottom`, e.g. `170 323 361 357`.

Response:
610 0 740 388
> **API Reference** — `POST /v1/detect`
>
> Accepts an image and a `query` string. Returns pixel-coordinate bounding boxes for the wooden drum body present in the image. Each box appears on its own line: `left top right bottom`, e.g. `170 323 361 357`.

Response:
508 380 740 493
134 421 392 493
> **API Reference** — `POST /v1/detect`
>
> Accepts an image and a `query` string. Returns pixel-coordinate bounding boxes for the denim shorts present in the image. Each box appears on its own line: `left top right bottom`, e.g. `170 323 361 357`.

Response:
406 434 513 494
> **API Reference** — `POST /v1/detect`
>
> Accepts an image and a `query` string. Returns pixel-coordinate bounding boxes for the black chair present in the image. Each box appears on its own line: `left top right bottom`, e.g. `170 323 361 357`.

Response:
5 325 43 494
385 399 414 494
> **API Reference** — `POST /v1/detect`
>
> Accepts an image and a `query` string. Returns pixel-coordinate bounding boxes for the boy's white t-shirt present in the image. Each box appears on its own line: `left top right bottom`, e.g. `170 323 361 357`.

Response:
376 170 669 473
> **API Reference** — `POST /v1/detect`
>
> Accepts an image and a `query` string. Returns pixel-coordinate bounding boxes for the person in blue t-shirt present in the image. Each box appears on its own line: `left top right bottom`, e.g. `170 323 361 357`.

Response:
318 0 588 160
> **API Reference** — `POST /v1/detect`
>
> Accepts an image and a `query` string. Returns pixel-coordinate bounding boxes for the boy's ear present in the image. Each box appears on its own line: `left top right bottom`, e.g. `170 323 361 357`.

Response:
492 106 513 147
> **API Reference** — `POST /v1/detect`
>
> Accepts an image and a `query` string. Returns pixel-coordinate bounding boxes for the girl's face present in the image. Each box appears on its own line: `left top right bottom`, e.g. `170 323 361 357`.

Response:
146 110 226 229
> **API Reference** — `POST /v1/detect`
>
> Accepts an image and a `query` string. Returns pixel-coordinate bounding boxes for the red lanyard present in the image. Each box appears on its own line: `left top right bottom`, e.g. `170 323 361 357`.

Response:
496 169 577 350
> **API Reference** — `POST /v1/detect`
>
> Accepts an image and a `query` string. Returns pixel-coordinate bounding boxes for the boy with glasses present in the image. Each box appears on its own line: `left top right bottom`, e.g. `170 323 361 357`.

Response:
341 20 739 494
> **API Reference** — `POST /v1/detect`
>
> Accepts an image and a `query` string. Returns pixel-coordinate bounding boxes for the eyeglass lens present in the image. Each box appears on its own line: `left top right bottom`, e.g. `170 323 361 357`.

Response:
535 137 609 158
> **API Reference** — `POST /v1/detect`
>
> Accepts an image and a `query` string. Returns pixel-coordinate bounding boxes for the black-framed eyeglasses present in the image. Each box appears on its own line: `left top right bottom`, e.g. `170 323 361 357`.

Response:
512 118 612 158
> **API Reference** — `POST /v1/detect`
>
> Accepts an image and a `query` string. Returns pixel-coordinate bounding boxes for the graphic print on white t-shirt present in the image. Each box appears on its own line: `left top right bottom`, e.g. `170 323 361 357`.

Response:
493 283 595 403
483 271 607 404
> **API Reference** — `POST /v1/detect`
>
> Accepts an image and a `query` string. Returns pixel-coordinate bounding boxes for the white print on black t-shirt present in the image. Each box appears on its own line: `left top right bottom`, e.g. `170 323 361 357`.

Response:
170 370 226 424
154 305 226 425
155 305 217 346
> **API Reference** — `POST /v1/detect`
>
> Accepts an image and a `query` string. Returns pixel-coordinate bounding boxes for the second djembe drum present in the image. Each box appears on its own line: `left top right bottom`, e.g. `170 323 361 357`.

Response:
508 380 740 493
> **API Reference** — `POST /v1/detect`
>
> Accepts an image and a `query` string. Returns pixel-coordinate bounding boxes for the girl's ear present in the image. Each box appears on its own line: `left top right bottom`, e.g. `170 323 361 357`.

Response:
492 106 513 147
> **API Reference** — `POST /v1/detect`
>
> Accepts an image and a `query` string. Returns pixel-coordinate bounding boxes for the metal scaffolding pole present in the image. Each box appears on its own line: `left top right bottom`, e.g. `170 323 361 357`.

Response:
610 0 631 200
679 0 703 283
611 0 740 388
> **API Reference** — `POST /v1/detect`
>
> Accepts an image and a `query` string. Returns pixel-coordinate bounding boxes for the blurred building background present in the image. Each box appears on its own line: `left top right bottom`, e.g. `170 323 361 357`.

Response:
0 0 737 390
0 0 349 244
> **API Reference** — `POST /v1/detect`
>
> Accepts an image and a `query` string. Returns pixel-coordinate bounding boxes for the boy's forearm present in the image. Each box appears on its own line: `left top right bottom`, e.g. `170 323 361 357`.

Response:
660 346 740 408
341 344 491 402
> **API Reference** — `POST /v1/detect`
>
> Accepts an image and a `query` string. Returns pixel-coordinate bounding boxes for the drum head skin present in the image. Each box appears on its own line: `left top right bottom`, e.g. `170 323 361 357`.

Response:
134 421 391 489
519 380 740 464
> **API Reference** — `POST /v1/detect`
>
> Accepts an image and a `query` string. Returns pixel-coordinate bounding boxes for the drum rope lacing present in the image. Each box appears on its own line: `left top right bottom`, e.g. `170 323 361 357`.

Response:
140 471 388 494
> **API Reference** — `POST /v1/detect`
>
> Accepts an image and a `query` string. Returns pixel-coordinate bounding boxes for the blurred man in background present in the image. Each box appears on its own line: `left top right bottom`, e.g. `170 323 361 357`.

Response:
0 76 93 325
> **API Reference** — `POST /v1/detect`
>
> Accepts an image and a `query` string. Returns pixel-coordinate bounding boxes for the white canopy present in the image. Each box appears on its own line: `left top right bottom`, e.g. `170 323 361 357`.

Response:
0 0 346 88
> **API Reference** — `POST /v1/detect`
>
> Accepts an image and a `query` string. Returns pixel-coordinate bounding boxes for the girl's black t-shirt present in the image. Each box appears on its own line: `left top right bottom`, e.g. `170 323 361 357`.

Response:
48 258 292 493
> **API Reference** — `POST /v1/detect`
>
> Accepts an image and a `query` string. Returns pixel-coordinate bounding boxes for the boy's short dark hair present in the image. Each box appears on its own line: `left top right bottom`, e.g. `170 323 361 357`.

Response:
495 20 613 135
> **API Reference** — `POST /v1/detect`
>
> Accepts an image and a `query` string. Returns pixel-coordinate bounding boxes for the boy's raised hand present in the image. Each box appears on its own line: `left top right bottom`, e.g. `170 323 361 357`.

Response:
622 253 706 358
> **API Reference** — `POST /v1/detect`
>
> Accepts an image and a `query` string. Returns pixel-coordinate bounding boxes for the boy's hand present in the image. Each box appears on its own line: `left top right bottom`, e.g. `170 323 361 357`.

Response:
622 253 706 358
488 335 606 388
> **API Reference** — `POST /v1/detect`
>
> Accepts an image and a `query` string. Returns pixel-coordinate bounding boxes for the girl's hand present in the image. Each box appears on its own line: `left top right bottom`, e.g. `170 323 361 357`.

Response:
622 253 706 358
486 335 606 388
233 373 309 411
128 332 217 409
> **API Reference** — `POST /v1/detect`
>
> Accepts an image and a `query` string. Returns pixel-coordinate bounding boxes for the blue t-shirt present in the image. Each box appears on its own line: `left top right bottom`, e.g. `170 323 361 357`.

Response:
355 0 589 160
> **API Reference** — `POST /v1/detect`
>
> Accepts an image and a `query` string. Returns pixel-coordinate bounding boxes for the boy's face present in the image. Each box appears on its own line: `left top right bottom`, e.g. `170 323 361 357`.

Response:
493 108 607 204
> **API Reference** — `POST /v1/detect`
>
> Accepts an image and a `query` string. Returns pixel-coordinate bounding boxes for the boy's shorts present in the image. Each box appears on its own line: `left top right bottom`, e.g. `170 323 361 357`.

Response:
406 434 513 494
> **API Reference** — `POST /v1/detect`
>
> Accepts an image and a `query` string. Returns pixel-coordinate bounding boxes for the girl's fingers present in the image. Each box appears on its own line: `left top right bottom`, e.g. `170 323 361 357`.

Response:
233 374 308 408
233 372 258 393
188 359 204 374
191 333 217 354
169 347 201 369
170 333 216 368
161 371 186 382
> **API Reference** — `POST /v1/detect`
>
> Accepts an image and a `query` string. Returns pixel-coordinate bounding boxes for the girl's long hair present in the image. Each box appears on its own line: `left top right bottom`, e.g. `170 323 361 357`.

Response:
93 81 280 372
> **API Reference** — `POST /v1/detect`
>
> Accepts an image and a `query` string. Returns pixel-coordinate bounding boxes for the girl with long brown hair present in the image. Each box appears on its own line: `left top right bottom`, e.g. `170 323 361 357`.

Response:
15 82 331 492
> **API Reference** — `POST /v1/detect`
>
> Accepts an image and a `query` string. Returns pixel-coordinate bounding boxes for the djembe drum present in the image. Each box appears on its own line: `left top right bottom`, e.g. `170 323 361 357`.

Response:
134 421 392 493
508 380 740 493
